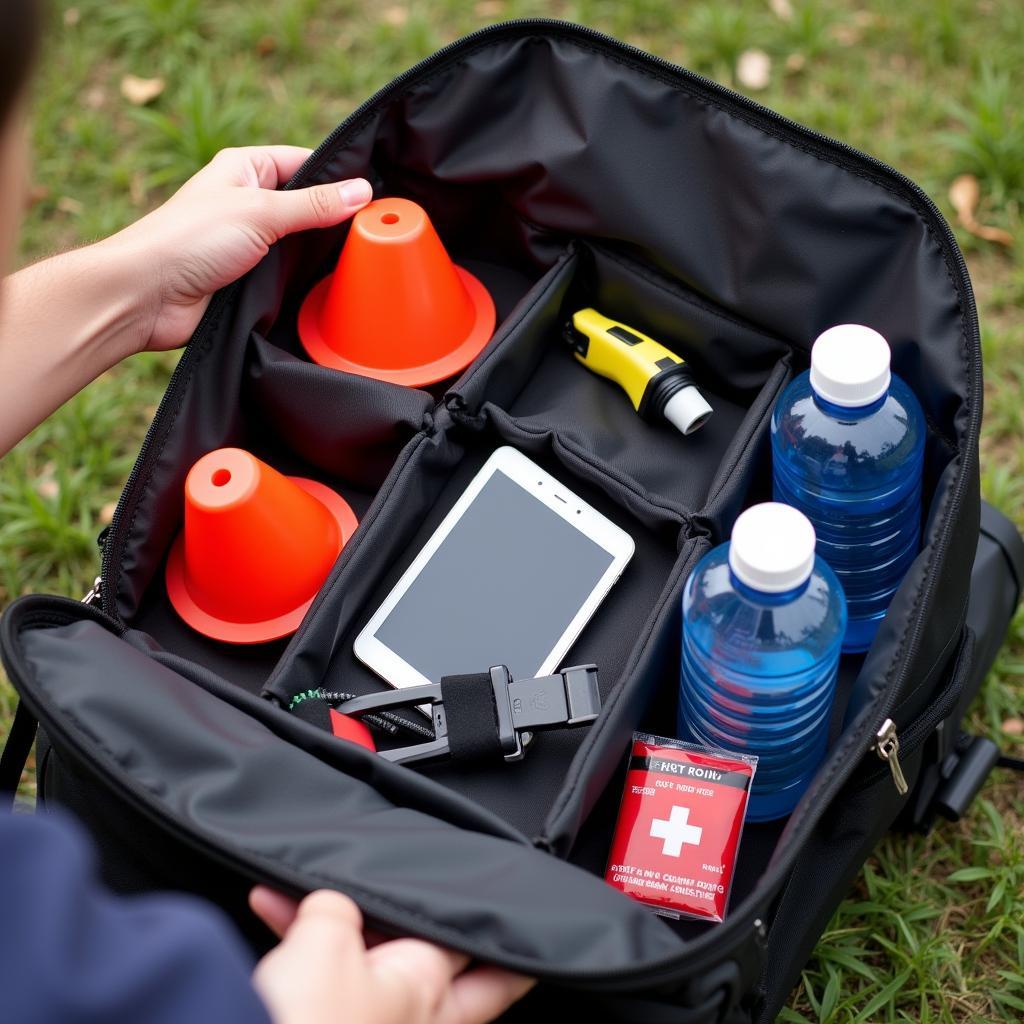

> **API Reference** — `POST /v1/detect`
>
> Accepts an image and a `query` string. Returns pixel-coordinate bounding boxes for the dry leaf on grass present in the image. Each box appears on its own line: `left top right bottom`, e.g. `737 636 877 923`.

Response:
56 196 84 215
769 0 794 21
785 52 807 73
120 74 165 106
100 502 118 525
949 174 1014 247
1002 718 1023 737
737 49 772 90
63 7 80 27
382 6 408 27
256 35 277 57
474 0 505 15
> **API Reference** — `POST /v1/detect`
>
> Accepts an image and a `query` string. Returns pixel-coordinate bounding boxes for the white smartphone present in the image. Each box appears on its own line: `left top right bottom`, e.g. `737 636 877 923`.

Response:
354 446 635 691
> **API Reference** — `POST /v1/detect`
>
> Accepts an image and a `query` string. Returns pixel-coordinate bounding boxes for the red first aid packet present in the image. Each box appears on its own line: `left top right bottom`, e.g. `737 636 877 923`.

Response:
605 733 757 923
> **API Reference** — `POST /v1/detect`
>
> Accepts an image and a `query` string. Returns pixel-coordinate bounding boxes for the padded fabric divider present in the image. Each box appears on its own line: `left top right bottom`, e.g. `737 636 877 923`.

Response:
245 334 434 488
271 413 692 840
450 241 794 514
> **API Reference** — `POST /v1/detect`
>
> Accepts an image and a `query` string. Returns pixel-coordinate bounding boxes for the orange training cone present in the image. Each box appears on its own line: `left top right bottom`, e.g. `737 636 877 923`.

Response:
298 197 496 388
165 448 358 644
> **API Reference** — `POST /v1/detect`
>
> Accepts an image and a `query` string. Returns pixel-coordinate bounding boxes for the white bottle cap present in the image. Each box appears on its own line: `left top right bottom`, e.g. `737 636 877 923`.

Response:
663 386 713 436
809 324 891 407
728 502 816 593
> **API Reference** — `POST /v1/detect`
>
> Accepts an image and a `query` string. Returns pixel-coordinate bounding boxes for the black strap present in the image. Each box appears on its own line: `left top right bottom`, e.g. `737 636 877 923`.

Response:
439 672 503 761
0 700 37 807
980 501 1024 600
997 753 1024 773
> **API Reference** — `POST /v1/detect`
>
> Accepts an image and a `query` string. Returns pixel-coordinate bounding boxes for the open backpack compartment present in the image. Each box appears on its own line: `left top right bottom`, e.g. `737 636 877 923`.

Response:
3 22 1022 1024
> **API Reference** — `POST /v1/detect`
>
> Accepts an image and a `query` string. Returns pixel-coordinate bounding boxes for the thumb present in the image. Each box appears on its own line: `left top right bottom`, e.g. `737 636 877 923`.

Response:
249 885 302 939
259 176 373 240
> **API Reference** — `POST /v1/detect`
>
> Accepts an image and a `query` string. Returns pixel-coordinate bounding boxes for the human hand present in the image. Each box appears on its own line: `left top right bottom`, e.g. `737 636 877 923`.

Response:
106 146 372 354
249 886 536 1024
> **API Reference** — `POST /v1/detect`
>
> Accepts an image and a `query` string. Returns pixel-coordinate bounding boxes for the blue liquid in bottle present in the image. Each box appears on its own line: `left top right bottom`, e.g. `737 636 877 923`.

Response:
771 325 925 653
679 503 847 821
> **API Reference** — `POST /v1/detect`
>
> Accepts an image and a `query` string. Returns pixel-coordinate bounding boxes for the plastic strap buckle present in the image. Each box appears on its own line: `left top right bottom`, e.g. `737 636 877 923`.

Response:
334 664 601 766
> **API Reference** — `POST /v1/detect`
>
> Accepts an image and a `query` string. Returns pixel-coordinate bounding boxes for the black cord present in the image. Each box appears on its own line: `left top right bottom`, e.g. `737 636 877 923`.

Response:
996 753 1024 774
290 689 435 740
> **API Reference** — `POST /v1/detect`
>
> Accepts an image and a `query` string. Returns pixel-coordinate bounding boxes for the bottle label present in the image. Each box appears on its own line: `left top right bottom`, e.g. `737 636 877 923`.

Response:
604 733 757 923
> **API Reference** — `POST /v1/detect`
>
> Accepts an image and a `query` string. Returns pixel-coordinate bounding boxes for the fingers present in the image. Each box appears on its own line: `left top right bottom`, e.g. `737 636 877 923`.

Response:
251 891 535 1024
367 937 471 1020
251 891 369 1024
295 888 366 935
440 966 538 1024
257 177 373 242
250 886 364 942
274 891 367 968
200 145 316 188
178 146 373 247
251 146 319 187
249 886 302 939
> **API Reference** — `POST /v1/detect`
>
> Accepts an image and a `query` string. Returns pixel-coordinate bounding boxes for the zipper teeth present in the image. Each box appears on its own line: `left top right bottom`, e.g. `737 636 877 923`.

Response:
94 18 982 975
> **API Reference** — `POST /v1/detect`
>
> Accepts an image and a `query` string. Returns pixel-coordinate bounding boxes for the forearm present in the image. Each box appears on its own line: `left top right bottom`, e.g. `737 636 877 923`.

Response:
0 146 371 458
0 237 152 455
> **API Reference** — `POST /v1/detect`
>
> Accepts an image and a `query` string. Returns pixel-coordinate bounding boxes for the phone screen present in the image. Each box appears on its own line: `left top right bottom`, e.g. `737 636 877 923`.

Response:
373 469 615 681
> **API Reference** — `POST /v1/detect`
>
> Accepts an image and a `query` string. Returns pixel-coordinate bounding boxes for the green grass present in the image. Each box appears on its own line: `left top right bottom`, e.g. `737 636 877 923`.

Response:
2 0 1022 1018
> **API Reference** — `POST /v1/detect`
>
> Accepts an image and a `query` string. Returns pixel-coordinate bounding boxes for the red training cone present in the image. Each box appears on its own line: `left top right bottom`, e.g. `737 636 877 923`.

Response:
165 448 358 644
298 197 495 388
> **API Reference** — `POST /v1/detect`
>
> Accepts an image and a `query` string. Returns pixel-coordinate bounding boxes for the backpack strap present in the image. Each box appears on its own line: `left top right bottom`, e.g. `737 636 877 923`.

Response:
0 700 37 807
980 501 1024 598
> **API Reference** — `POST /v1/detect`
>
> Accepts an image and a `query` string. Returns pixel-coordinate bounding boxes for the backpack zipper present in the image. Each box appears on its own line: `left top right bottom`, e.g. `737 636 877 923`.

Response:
852 625 972 794
81 575 102 607
874 719 909 796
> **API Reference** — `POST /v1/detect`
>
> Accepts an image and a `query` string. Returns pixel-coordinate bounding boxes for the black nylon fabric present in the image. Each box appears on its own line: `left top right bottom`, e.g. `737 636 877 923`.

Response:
0 21 1004 1020
16 618 689 977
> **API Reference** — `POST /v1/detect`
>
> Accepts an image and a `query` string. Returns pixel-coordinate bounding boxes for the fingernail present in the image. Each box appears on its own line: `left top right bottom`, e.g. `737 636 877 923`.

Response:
339 178 372 207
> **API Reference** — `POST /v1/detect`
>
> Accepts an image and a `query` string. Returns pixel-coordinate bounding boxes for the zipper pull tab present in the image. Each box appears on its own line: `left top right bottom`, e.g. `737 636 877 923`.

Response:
82 575 102 606
875 718 908 796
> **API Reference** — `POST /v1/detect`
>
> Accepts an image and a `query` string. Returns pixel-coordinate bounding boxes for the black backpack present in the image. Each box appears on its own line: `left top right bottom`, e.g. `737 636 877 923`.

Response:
3 21 1022 1023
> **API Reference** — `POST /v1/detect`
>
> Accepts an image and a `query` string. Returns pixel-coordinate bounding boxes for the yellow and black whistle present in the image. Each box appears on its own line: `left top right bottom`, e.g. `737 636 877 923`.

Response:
564 309 713 436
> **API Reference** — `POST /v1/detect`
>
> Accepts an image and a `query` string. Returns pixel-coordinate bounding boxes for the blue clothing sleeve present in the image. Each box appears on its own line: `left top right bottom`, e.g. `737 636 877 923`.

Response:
0 810 273 1024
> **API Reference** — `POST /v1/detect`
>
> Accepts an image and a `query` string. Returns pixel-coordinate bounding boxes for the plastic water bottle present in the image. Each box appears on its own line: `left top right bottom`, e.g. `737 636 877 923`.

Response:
771 325 925 653
678 502 847 821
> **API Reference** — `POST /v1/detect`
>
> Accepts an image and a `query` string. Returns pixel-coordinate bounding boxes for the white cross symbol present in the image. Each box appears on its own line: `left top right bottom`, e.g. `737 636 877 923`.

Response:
650 805 703 857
